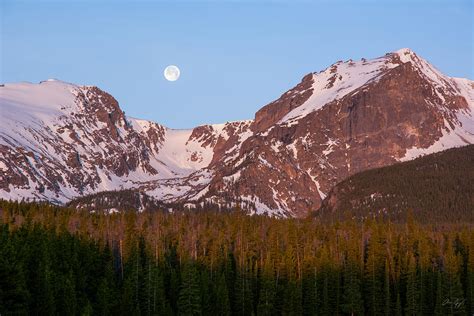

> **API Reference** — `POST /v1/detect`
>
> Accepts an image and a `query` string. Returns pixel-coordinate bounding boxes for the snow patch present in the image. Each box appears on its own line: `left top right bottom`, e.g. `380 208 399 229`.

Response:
279 54 400 124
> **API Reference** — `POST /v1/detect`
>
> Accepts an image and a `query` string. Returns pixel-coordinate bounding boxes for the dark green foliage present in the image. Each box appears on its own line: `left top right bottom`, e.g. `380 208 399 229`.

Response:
215 273 231 315
317 144 474 223
234 268 254 315
0 225 29 315
405 255 419 315
178 262 202 315
0 200 472 315
342 259 363 315
65 189 164 213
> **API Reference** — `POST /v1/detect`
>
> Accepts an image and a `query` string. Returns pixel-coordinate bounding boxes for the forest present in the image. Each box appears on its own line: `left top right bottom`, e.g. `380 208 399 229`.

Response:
318 144 474 223
0 200 473 315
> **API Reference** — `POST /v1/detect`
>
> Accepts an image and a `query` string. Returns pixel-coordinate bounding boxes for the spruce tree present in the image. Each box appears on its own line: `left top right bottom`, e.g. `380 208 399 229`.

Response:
215 272 231 316
467 234 474 315
364 228 385 315
342 257 363 315
405 255 419 316
442 240 465 315
302 265 319 316
434 271 444 316
178 262 202 315
234 267 253 316
384 260 391 315
96 277 112 316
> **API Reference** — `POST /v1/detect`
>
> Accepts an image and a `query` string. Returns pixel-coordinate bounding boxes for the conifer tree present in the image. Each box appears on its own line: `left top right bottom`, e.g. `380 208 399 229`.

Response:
0 225 29 315
395 292 402 316
178 262 202 315
465 233 474 315
442 239 465 315
234 267 253 316
36 240 56 315
434 271 444 316
57 272 77 315
215 272 231 316
224 251 237 312
405 254 419 315
151 263 172 315
96 276 112 315
342 256 363 315
384 260 391 315
257 254 276 315
364 228 385 315
302 265 319 316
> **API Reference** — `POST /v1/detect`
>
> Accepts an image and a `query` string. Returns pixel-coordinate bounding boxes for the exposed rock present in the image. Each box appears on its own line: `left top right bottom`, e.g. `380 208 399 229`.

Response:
1 49 473 217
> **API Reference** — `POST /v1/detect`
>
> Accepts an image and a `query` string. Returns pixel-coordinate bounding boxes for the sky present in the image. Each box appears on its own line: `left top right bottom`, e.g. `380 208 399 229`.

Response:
1 0 473 129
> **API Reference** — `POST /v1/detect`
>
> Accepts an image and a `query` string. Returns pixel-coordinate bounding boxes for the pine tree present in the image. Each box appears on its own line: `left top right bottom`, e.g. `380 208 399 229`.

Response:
199 268 212 315
405 254 419 315
234 268 253 316
178 262 202 315
384 260 391 315
364 228 385 315
232 262 253 315
35 239 56 315
442 239 465 315
96 276 112 315
301 255 319 315
224 251 237 312
320 266 331 316
1 200 473 316
282 279 303 315
394 292 402 316
215 272 231 316
434 271 444 316
0 225 29 315
466 234 474 315
151 264 172 315
164 245 180 312
57 272 77 315
342 257 363 315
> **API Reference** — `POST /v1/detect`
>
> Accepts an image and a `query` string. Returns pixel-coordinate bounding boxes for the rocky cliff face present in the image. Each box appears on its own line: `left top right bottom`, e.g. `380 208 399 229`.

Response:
1 49 473 217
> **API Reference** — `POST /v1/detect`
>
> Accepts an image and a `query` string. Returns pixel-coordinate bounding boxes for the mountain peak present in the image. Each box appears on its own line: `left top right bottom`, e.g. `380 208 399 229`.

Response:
1 49 473 217
392 47 421 64
394 47 415 56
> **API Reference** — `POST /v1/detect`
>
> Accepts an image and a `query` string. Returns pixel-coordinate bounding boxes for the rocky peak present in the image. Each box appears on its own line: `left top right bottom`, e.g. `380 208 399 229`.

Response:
1 49 473 217
393 47 417 61
253 73 314 132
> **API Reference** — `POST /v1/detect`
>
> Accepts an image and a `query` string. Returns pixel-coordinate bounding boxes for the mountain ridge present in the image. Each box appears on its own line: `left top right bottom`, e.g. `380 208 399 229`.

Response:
1 48 473 217
317 144 474 223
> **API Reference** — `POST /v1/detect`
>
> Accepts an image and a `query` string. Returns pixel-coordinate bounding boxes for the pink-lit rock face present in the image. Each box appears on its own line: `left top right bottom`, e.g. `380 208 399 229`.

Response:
1 49 473 217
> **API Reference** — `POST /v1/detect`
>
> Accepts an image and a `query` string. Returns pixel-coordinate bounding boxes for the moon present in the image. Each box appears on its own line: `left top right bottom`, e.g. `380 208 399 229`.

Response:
164 65 180 81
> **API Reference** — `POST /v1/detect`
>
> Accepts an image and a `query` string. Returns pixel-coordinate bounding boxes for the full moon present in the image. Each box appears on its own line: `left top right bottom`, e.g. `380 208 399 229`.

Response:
164 65 180 81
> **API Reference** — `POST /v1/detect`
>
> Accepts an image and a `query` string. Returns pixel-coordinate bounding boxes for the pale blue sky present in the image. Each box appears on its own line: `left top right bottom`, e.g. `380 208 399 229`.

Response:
1 0 472 128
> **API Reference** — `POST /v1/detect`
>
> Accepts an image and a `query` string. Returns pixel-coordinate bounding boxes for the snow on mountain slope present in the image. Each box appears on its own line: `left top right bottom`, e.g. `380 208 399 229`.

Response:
1 48 473 217
1 80 79 149
201 48 474 217
400 62 474 160
257 47 474 166
279 51 401 125
0 80 249 203
402 77 474 161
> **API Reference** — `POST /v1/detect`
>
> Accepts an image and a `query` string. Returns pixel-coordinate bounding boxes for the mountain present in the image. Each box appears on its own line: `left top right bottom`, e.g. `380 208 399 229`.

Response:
0 79 250 204
1 49 473 217
317 144 474 223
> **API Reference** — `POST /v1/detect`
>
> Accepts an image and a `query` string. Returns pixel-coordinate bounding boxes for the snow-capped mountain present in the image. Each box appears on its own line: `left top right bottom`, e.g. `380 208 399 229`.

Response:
1 49 473 217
